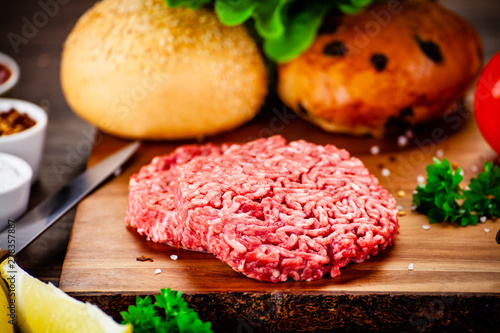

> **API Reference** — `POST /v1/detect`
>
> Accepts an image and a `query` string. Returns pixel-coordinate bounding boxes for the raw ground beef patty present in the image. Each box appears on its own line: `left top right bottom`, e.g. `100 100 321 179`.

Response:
126 136 399 282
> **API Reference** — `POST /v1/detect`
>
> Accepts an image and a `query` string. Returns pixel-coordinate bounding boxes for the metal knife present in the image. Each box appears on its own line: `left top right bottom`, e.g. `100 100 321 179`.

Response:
0 140 140 256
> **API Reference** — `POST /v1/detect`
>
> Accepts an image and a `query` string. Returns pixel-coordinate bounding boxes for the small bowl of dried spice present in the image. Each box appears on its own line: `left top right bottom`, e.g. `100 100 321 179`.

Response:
0 52 20 97
0 98 47 181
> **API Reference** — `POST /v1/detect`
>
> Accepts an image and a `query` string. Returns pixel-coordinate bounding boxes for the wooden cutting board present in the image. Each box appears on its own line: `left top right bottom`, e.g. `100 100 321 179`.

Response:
59 102 500 332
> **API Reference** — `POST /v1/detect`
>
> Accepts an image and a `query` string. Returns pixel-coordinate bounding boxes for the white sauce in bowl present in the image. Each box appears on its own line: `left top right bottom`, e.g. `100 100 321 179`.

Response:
0 157 24 191
0 153 32 228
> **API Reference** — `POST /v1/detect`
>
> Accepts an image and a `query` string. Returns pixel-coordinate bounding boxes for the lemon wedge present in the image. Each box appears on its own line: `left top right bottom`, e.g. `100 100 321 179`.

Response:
0 273 14 333
0 258 132 333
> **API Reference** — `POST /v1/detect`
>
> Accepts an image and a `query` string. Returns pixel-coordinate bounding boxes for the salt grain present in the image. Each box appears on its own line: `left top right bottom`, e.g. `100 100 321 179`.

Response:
397 135 408 147
417 175 425 184
154 269 162 275
396 205 404 211
405 130 414 139
411 205 417 211
422 224 431 230
408 263 414 271
471 165 478 173
381 168 390 177
479 216 487 223
484 228 490 233
435 149 444 158
170 254 178 260
370 145 380 155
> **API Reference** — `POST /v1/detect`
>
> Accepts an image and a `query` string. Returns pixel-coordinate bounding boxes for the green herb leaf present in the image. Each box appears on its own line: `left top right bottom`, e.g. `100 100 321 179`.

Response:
412 158 500 226
464 162 500 217
121 288 213 333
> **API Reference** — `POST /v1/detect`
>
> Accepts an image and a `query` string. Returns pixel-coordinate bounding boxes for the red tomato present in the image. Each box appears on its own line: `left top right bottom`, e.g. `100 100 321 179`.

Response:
475 51 500 155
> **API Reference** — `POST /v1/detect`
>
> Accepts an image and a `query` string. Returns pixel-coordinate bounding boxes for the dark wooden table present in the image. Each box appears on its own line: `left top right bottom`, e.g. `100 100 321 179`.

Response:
1 0 499 292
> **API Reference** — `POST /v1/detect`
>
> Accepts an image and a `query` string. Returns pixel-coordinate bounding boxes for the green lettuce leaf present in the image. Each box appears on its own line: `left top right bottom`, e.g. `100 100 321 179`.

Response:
215 0 287 39
165 0 212 9
263 1 331 62
164 0 379 62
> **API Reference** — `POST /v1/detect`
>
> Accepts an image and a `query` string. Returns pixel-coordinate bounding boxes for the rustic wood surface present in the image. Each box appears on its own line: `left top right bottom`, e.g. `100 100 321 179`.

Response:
60 109 500 295
0 0 498 288
1 0 500 331
59 107 500 331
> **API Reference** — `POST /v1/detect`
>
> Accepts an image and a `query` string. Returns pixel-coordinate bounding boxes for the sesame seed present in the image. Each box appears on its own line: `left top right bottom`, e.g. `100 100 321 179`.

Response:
381 168 390 177
479 216 487 223
370 145 380 155
422 224 431 230
398 210 407 216
484 228 490 233
397 135 408 147
154 269 162 275
408 263 414 271
397 190 406 198
435 149 444 158
170 254 178 260
417 175 425 184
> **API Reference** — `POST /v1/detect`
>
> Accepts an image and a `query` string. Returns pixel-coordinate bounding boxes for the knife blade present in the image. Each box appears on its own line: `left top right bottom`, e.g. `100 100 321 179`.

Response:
0 140 140 256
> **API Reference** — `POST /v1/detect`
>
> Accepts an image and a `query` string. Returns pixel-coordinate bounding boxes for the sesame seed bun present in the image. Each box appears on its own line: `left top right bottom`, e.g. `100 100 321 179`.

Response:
61 0 267 140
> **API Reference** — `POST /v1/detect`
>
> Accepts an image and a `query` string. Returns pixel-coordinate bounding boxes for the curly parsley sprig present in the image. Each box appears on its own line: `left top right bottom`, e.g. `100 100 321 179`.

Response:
412 158 500 226
121 288 213 333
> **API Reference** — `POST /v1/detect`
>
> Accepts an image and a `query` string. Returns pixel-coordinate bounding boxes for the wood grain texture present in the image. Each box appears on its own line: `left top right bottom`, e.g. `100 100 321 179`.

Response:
60 99 500 294
1 0 499 330
1 0 499 290
59 102 500 330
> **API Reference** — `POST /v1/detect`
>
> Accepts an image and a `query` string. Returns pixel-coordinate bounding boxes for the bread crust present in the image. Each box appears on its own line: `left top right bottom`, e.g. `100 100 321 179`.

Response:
61 0 268 140
277 0 483 137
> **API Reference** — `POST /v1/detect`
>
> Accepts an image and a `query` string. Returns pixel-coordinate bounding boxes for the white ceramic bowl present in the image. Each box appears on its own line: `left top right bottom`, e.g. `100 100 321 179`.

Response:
0 52 20 97
0 98 48 181
0 152 32 230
